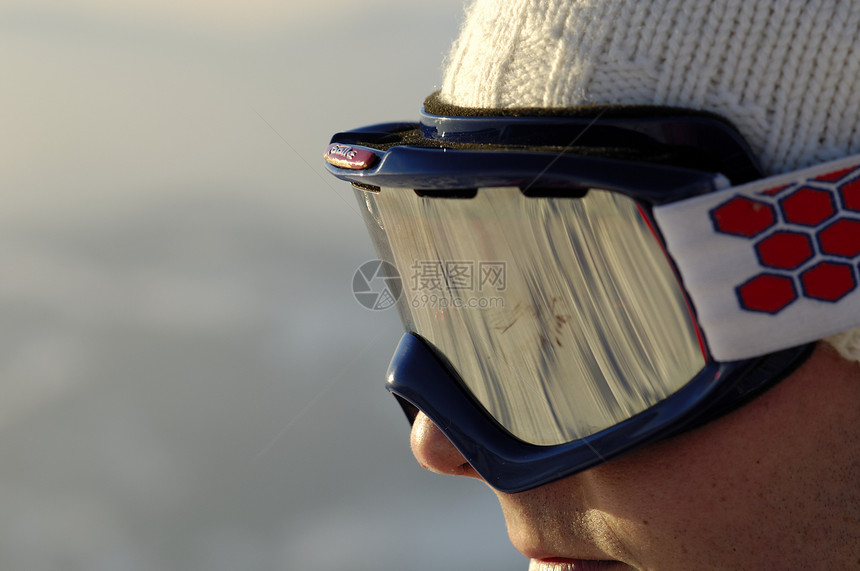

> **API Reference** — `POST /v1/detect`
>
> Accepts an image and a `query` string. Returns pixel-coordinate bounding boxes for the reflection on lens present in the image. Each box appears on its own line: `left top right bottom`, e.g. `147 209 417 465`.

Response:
358 186 705 446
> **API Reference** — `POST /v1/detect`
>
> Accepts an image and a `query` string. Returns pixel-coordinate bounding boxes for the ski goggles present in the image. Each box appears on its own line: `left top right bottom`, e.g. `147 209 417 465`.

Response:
324 94 860 493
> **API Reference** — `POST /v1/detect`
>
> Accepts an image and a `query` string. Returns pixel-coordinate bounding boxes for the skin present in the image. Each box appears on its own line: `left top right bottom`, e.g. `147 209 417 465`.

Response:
410 343 860 570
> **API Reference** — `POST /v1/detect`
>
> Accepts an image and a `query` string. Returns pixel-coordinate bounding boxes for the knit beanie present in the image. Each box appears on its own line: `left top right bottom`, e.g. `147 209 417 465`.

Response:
439 0 860 362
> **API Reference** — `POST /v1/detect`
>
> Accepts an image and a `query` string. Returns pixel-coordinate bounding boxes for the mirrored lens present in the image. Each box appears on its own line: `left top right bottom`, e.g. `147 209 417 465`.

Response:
358 185 706 446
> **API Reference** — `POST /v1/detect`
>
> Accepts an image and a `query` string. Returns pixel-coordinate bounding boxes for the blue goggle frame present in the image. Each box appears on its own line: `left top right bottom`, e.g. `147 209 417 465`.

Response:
325 99 814 493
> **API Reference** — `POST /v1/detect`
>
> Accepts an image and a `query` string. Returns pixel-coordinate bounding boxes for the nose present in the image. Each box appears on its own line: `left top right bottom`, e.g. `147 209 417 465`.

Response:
410 411 482 479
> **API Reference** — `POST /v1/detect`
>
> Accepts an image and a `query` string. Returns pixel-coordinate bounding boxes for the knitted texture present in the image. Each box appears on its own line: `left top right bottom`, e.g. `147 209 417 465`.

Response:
440 0 860 362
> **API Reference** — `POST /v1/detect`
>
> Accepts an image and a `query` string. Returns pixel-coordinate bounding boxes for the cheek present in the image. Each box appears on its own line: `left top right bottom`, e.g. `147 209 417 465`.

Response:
495 346 860 568
583 442 762 555
577 380 813 565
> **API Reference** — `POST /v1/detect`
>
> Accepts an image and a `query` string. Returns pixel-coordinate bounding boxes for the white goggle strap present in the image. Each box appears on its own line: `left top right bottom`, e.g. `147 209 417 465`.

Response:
654 154 860 361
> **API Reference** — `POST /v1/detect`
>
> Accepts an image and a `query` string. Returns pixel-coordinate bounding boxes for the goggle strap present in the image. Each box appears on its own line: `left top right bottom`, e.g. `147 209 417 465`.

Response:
655 153 860 360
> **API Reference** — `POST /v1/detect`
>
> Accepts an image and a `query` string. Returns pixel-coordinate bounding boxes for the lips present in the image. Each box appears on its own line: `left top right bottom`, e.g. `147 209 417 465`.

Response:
529 558 631 571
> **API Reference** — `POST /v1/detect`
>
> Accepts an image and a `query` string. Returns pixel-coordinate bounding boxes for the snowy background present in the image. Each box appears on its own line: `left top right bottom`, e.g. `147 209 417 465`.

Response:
0 1 527 569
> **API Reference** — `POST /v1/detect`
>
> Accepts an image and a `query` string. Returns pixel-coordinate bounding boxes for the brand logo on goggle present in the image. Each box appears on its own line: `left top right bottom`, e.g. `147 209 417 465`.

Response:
324 144 378 170
710 165 860 314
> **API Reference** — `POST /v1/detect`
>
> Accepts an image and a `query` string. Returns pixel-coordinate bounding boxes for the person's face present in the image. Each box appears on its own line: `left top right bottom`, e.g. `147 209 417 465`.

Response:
410 343 860 570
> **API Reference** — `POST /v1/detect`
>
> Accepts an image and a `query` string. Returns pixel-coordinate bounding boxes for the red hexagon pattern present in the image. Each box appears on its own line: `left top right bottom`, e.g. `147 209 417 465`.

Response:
839 178 860 212
711 174 860 313
818 219 860 258
755 231 814 270
800 262 856 302
711 196 775 237
737 274 797 313
778 187 836 226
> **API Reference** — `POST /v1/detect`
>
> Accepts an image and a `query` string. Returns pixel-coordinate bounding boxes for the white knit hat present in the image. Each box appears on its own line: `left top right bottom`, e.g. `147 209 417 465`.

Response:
440 0 860 361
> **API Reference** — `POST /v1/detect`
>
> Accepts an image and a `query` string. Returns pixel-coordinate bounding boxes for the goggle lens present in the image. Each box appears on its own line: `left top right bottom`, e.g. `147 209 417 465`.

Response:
359 184 706 445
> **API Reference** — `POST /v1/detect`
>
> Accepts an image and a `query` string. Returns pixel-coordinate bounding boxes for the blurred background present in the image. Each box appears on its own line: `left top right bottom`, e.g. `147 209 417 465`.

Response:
0 1 528 569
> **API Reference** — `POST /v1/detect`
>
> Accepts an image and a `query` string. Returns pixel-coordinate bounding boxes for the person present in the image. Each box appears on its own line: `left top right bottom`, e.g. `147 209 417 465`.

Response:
326 1 860 568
